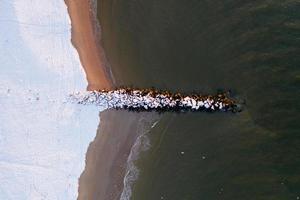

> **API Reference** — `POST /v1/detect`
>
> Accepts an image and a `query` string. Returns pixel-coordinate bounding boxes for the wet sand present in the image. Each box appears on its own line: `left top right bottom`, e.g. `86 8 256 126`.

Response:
64 0 113 91
64 0 157 199
78 110 156 200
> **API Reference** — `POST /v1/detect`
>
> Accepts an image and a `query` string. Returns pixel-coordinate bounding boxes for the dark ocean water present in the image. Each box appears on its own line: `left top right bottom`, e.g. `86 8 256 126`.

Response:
97 0 300 199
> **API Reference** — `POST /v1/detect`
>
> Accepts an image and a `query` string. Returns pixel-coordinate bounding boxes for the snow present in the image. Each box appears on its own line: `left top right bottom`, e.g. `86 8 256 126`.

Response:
0 1 103 199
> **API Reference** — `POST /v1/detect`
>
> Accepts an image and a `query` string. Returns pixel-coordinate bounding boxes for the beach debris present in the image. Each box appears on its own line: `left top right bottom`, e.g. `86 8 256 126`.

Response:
69 87 240 112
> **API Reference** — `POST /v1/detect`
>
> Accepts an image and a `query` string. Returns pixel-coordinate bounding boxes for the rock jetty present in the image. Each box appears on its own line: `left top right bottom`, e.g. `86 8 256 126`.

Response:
70 88 240 112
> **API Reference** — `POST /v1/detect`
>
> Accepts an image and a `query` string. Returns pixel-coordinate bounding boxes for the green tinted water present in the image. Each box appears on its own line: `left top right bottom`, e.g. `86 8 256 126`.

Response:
97 0 300 199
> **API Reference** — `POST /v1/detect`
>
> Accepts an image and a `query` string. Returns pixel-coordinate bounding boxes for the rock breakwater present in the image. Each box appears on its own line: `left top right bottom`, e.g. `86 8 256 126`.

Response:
70 88 240 112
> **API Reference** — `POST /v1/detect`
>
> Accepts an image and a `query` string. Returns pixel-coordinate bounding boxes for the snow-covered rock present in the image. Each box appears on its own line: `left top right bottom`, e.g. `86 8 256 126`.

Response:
69 89 236 112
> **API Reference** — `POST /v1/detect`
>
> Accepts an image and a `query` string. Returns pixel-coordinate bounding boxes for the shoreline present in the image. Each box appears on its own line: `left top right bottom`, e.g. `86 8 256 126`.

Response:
64 0 113 91
78 110 158 200
64 0 150 199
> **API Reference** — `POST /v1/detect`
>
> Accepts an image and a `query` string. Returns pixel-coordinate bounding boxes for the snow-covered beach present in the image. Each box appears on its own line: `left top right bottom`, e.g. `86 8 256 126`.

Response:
0 1 102 199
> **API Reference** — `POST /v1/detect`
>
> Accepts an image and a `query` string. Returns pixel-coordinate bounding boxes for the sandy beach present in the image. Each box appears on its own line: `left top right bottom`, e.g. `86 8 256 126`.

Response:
64 0 113 91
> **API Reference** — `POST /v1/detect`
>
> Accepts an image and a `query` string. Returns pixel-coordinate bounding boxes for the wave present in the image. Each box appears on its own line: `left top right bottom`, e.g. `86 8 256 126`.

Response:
120 119 159 200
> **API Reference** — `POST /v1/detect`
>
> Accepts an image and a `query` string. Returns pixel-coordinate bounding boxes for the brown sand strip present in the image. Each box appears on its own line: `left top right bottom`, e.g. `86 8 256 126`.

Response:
64 0 113 91
78 110 157 200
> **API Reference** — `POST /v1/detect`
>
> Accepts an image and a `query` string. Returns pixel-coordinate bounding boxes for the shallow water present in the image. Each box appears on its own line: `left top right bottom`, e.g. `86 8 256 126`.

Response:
98 0 300 199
